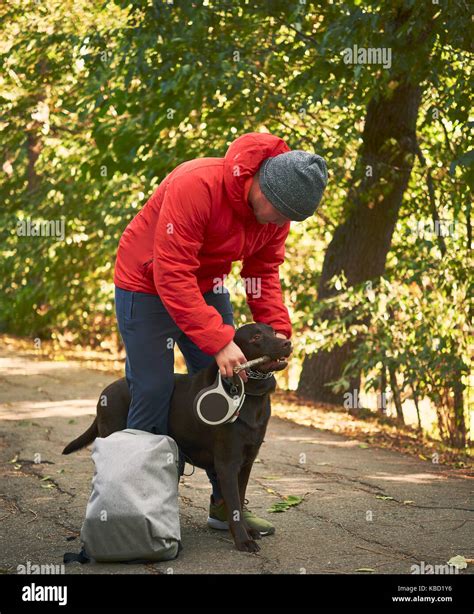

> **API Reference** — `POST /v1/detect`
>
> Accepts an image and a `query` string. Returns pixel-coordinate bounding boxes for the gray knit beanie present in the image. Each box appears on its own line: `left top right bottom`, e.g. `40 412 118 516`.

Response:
259 150 328 221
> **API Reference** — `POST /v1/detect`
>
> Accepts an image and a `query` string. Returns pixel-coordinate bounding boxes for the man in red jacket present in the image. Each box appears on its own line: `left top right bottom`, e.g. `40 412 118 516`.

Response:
114 132 328 536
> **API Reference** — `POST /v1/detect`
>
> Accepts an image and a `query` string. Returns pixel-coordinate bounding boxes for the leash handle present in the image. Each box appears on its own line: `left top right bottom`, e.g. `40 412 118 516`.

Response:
233 355 271 373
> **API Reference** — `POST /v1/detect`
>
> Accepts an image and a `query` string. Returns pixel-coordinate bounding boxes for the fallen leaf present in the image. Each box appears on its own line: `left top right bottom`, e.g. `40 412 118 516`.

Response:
447 555 468 570
267 495 303 513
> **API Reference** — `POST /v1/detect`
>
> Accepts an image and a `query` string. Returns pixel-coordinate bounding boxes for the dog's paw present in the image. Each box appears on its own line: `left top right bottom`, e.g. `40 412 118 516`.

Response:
246 527 262 540
236 538 260 553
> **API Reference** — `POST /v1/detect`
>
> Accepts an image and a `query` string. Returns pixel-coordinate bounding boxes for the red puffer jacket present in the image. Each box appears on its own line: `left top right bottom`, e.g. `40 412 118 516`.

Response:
113 132 293 355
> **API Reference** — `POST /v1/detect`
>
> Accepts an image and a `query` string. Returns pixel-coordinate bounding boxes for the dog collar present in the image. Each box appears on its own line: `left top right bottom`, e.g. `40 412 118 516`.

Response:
245 367 275 380
234 355 276 380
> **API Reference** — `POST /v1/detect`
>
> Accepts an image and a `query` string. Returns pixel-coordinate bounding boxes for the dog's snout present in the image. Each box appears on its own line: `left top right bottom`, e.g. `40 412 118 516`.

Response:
270 337 292 360
281 339 292 357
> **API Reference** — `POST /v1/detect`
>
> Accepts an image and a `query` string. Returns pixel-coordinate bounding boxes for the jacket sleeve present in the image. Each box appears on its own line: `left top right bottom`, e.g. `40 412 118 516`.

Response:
153 174 236 355
240 222 292 339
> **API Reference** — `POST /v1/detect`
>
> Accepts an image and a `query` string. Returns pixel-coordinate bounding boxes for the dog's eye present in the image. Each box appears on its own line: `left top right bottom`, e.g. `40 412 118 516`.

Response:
253 334 262 341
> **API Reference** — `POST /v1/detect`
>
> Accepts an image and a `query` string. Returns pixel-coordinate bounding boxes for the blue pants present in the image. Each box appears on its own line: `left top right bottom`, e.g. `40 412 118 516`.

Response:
115 285 234 501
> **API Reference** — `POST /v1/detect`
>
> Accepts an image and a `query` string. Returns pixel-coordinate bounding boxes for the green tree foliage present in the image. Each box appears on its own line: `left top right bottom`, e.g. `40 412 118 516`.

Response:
0 1 471 444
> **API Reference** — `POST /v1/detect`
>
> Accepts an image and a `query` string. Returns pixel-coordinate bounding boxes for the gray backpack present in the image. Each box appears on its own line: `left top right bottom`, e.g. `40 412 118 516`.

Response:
80 429 181 563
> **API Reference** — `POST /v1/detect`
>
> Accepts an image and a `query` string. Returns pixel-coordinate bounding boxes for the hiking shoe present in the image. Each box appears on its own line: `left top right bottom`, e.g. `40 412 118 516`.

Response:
207 496 275 536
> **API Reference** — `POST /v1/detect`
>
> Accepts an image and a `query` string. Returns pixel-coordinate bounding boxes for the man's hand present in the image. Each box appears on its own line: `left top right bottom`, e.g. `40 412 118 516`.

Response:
214 340 248 382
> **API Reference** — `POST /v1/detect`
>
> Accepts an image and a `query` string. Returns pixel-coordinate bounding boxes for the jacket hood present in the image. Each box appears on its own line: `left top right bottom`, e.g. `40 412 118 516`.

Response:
223 132 291 220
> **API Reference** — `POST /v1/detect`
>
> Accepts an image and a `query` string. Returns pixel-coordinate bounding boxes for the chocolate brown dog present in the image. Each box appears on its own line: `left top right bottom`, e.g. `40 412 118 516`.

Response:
63 322 292 553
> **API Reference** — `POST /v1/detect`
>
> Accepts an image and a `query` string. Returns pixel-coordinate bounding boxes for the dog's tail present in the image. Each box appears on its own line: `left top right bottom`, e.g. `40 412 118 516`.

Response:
62 418 98 455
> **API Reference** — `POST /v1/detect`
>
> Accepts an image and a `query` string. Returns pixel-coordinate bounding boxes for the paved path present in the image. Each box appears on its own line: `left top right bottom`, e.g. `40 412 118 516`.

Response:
0 348 472 574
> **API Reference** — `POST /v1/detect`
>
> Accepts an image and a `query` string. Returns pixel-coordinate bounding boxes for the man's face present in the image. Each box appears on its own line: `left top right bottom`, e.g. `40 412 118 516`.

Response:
248 173 291 227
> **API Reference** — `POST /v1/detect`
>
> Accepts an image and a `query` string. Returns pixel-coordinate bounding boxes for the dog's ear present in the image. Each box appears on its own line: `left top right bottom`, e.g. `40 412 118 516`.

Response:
237 378 274 428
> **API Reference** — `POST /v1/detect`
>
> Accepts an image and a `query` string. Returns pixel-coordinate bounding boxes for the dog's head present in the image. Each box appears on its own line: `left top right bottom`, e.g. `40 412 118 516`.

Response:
233 322 292 375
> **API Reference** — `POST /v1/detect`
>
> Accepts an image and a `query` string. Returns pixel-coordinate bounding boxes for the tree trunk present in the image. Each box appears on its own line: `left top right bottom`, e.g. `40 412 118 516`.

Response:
298 82 422 403
449 379 467 448
377 364 388 415
389 365 405 425
412 386 422 432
